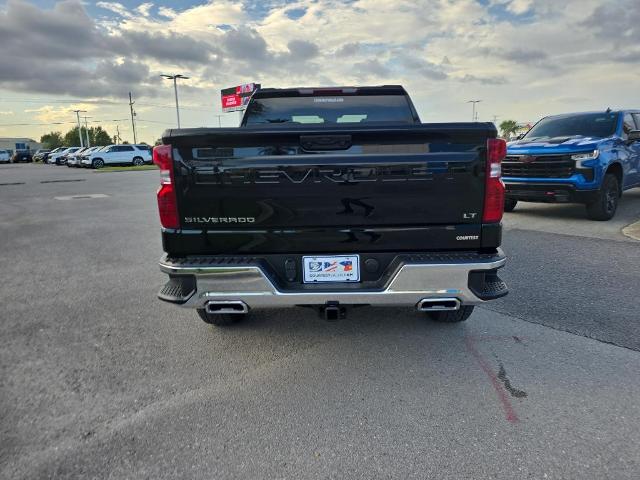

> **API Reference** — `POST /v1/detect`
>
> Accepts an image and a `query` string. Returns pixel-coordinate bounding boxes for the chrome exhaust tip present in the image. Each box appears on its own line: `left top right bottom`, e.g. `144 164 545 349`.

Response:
205 300 249 315
416 298 461 312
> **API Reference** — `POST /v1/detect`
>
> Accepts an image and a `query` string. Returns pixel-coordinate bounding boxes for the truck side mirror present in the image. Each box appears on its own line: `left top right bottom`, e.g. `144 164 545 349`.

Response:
628 130 640 143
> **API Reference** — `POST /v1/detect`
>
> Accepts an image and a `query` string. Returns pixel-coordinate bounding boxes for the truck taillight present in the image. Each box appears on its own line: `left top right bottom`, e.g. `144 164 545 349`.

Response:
483 138 506 223
153 144 179 229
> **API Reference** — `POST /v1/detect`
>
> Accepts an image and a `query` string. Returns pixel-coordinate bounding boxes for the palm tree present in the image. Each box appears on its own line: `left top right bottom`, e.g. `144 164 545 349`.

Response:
499 120 519 139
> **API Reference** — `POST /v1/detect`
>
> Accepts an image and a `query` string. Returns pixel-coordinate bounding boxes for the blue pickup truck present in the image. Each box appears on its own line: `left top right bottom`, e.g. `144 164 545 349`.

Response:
503 110 640 220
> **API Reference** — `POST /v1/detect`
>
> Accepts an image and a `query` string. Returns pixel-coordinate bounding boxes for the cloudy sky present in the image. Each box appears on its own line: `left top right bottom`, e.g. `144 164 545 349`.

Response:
0 0 638 144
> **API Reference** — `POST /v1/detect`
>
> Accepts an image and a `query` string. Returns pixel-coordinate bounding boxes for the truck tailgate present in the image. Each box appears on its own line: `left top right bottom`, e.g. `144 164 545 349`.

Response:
163 123 495 254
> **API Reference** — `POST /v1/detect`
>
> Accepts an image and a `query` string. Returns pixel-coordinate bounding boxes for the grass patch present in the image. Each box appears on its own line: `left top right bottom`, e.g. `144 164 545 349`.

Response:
94 164 157 173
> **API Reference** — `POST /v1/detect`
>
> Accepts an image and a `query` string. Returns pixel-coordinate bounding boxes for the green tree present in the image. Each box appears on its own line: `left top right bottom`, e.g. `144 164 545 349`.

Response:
62 126 114 147
90 126 113 146
40 131 64 149
63 126 83 147
499 120 518 139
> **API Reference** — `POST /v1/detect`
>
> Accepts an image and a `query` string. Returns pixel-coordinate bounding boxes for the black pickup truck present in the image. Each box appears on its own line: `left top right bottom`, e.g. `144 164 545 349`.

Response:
154 86 508 326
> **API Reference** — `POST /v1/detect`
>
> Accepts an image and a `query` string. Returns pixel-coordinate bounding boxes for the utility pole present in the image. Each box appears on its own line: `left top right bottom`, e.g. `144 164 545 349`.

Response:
82 116 91 147
116 124 121 144
161 74 189 128
73 109 86 147
467 100 482 122
213 114 223 127
492 115 499 124
129 92 137 144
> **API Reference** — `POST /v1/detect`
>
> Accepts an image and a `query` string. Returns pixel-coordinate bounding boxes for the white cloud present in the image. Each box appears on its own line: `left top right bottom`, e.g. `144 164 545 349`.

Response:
24 104 96 124
96 2 133 18
506 0 533 14
136 3 154 17
157 6 178 19
1 0 637 141
491 0 534 15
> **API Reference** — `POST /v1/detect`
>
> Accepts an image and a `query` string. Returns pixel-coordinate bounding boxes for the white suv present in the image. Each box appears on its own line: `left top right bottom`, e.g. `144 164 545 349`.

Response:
49 147 81 165
81 144 152 169
68 146 101 167
0 150 10 163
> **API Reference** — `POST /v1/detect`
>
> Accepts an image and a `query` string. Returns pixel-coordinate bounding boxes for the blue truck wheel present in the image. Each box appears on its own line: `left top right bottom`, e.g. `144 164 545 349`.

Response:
586 174 619 221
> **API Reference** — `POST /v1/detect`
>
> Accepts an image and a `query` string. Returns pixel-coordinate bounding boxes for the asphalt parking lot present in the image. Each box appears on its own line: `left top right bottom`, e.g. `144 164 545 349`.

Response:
1 163 640 479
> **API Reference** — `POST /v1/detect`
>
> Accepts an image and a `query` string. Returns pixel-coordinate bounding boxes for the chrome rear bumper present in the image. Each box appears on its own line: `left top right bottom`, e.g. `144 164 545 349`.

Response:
158 250 507 310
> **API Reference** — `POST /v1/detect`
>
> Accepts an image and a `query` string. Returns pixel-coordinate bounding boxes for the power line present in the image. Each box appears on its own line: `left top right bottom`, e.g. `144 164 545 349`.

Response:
0 98 120 105
135 118 175 125
0 118 129 126
0 121 73 126
137 101 213 113
1 97 211 113
1 94 218 131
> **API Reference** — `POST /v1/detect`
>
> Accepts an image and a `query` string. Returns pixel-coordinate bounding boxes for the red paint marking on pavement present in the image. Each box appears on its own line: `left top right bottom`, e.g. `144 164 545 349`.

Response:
464 335 519 424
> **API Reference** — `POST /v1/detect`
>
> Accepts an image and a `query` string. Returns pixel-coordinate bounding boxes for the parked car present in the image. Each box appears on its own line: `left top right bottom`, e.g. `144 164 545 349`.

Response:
154 85 508 326
78 146 104 167
504 110 640 220
11 151 33 163
32 149 51 162
49 147 80 165
44 147 64 163
0 149 11 163
81 144 152 168
59 147 84 165
73 146 102 167
66 147 93 167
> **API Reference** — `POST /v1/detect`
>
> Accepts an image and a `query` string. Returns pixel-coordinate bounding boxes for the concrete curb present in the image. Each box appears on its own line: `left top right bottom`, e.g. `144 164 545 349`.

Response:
622 220 640 241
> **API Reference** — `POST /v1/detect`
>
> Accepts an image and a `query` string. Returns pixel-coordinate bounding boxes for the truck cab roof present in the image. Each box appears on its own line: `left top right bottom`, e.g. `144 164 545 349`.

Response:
252 85 409 98
242 85 421 126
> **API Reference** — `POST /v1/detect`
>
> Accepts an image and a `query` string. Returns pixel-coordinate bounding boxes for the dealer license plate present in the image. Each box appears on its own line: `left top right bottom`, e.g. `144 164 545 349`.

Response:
302 255 360 283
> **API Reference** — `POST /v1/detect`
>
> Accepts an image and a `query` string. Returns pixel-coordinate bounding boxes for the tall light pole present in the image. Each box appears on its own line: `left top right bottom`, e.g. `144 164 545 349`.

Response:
161 74 189 128
73 109 86 147
82 116 91 147
467 100 482 122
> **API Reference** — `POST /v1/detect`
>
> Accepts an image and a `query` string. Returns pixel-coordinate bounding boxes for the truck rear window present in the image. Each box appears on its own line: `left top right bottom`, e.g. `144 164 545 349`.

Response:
244 95 415 125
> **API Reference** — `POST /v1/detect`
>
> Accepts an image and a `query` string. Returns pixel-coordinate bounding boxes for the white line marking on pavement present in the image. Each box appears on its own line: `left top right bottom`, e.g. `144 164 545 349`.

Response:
54 194 110 200
622 220 640 241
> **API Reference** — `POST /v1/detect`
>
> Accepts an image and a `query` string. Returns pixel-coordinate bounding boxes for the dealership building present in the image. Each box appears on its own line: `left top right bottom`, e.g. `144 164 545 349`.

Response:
0 137 43 152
